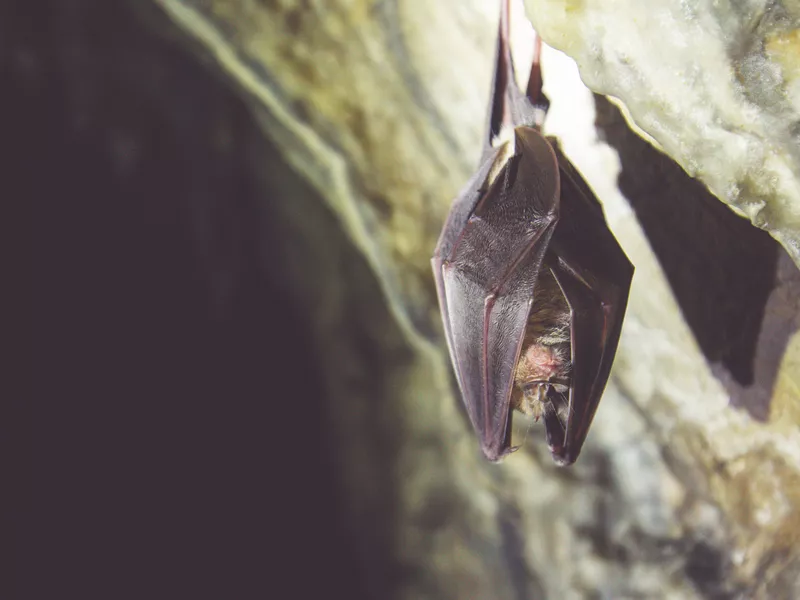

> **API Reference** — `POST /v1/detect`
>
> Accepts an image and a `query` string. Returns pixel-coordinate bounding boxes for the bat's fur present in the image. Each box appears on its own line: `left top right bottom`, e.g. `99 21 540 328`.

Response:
511 263 572 426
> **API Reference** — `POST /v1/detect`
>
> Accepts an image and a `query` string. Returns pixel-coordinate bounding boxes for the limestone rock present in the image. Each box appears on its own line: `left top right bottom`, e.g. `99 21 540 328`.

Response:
150 0 800 596
525 0 800 268
21 0 800 597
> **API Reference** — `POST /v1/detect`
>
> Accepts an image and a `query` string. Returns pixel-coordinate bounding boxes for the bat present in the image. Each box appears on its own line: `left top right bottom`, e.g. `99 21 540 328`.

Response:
431 0 634 465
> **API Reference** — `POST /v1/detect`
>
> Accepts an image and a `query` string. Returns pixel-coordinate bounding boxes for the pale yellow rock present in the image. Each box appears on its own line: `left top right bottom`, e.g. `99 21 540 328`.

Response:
151 0 800 597
525 0 800 268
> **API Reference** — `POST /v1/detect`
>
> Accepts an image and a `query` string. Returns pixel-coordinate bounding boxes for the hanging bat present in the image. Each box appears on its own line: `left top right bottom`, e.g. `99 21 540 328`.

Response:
432 0 633 466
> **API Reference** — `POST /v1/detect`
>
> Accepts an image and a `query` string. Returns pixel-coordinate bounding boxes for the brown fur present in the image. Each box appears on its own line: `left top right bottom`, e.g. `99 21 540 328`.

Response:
511 265 572 422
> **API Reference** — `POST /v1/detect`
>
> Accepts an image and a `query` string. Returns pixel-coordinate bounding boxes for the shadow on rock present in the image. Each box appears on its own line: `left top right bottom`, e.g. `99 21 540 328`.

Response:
593 94 794 421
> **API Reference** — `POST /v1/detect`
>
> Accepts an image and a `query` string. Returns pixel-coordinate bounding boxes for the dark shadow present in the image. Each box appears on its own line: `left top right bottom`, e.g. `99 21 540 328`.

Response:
16 1 372 598
593 95 794 421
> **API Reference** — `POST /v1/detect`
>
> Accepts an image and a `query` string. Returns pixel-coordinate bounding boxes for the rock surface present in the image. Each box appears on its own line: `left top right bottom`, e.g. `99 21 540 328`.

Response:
149 1 800 596
21 0 800 598
525 0 800 268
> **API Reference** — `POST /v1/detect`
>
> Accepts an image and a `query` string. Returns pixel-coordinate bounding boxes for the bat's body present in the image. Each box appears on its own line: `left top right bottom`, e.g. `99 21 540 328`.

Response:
432 1 633 465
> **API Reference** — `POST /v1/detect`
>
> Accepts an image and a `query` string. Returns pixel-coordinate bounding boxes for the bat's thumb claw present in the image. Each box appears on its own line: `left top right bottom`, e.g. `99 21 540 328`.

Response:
482 444 519 463
550 448 577 467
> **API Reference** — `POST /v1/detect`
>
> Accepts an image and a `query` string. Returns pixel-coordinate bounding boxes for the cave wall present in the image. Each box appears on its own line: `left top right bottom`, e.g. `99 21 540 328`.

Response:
22 1 800 598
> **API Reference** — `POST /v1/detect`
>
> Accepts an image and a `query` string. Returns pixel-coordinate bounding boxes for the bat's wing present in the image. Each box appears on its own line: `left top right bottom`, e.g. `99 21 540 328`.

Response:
544 144 634 465
432 128 560 461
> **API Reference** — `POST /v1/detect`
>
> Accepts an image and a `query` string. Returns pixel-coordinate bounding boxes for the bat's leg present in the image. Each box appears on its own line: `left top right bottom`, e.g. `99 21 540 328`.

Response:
486 0 520 154
483 0 542 162
525 30 550 130
489 0 549 132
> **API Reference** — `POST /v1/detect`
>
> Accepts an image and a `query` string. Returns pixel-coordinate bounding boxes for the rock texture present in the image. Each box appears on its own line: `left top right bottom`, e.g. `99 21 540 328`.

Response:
21 0 800 598
525 0 800 268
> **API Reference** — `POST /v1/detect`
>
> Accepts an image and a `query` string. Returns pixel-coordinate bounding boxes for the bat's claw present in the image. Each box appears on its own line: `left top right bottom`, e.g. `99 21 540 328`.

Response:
481 443 519 463
550 451 576 467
